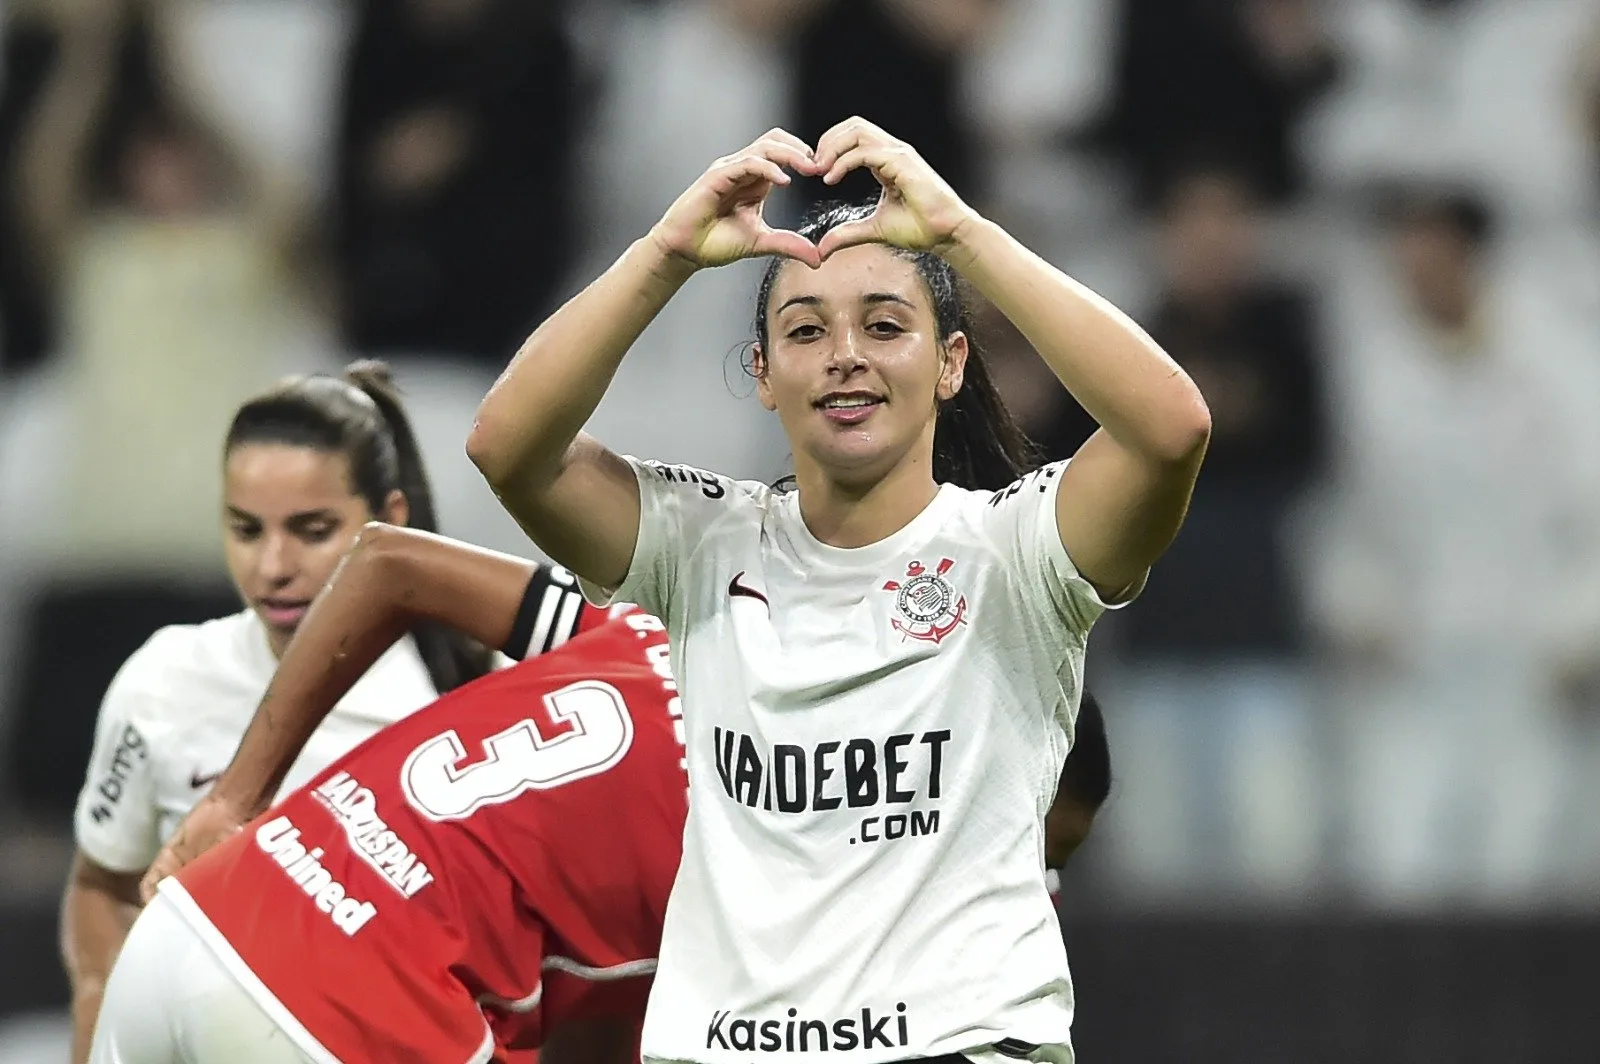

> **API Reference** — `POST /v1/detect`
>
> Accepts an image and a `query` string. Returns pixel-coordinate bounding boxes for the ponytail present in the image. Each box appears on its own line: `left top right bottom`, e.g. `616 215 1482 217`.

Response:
226 360 494 695
342 361 494 694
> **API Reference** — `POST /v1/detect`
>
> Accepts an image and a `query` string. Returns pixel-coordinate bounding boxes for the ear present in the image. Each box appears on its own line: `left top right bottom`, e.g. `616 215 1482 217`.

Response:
379 488 410 527
936 331 968 402
752 343 778 412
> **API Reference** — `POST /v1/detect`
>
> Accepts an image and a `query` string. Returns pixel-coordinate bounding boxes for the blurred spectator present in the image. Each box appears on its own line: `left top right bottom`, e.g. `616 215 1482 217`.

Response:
0 1 68 376
791 0 1001 210
567 0 800 482
3 0 309 816
1307 0 1600 220
13 0 310 578
1094 0 1342 206
1098 159 1330 898
1308 183 1600 906
334 0 580 366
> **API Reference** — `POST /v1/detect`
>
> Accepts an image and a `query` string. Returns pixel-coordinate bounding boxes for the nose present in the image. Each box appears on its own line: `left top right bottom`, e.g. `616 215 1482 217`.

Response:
256 531 298 588
825 327 868 377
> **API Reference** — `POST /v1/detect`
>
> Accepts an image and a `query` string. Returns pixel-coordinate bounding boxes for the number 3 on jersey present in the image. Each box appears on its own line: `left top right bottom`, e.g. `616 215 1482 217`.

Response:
401 681 636 821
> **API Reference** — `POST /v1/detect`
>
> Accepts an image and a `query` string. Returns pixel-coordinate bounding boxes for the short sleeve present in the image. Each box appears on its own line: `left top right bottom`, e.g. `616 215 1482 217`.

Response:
981 461 1141 634
73 668 162 873
578 456 735 622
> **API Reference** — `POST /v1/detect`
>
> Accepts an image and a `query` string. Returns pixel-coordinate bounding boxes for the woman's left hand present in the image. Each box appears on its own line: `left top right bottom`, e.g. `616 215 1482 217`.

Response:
810 117 979 262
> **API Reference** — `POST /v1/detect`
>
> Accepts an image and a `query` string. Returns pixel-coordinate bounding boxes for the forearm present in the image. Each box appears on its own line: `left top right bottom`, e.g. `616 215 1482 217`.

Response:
61 878 137 1062
469 236 695 487
946 218 1209 462
213 524 536 812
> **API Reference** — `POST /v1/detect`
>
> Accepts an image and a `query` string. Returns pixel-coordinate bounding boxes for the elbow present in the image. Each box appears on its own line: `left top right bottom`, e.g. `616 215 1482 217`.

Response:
1152 384 1211 466
352 520 411 577
465 415 515 488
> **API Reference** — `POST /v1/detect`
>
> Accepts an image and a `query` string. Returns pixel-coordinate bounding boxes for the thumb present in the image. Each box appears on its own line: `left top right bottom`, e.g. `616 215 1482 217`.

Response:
816 218 880 262
140 851 175 904
753 226 822 270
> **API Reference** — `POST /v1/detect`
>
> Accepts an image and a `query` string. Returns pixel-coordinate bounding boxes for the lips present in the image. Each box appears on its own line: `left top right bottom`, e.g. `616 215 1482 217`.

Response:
815 390 884 425
257 598 311 629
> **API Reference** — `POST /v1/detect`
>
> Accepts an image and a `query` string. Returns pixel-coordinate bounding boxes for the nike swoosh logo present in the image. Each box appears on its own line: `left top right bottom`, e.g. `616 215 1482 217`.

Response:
727 571 769 607
190 770 222 790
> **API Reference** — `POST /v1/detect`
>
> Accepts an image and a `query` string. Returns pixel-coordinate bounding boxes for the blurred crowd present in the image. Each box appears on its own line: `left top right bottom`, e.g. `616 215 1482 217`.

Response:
2 0 1600 917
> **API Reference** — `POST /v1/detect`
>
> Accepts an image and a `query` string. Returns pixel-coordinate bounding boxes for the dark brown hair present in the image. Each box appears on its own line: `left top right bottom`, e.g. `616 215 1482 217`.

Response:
224 359 492 694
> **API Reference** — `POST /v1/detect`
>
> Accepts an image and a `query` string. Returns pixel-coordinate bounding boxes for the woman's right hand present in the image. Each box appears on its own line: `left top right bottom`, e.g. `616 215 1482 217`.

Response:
649 129 823 272
139 791 259 903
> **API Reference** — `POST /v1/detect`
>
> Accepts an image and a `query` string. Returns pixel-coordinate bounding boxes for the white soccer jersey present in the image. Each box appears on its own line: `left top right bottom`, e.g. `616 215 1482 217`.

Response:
73 609 438 875
584 457 1128 1064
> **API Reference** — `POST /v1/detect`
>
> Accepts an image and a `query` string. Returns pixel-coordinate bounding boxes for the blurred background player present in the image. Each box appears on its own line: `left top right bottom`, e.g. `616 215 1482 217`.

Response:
60 362 506 1063
101 526 680 1064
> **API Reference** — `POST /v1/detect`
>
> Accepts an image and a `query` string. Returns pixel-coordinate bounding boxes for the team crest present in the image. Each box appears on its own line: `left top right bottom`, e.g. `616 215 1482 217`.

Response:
882 558 967 644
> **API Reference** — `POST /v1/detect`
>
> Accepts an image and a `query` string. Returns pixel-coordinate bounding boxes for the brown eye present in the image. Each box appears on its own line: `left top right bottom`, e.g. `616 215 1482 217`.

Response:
787 324 823 341
867 321 904 337
300 521 340 544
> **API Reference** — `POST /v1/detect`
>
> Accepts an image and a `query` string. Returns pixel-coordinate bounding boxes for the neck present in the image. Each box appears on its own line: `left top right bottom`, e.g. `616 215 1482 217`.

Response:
794 451 940 549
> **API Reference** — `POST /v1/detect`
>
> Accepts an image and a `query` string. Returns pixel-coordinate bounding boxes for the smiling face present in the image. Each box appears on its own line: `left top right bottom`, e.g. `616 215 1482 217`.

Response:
755 244 966 489
222 443 397 657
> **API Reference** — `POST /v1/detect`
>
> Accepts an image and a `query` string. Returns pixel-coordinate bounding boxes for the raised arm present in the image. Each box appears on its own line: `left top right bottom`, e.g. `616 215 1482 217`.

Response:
466 129 820 589
811 117 1210 600
950 219 1209 599
139 524 544 900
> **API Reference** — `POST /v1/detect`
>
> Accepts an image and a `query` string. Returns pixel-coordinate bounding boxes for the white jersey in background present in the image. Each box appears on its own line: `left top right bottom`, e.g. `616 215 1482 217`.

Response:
72 609 437 875
584 457 1128 1064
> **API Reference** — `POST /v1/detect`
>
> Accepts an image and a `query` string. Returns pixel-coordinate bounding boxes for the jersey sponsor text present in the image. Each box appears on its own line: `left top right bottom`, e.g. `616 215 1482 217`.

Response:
255 814 377 936
712 727 949 845
706 1004 910 1053
88 724 148 824
313 771 435 898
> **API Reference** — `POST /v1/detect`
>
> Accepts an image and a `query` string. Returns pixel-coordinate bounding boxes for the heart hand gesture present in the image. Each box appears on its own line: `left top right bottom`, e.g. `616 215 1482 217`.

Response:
811 117 980 262
650 129 823 272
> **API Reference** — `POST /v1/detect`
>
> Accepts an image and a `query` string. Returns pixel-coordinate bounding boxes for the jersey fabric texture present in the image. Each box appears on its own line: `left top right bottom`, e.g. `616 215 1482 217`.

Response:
73 610 437 873
581 458 1129 1064
166 613 689 1064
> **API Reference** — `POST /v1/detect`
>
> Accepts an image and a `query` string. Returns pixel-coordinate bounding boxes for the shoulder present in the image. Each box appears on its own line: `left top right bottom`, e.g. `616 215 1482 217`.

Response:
931 463 1068 549
632 458 770 509
104 610 262 711
978 461 1069 514
629 457 776 546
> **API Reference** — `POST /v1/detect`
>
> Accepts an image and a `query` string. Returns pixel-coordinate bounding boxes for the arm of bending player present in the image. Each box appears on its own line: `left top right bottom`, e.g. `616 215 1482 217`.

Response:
466 129 820 589
61 854 141 1064
139 524 553 901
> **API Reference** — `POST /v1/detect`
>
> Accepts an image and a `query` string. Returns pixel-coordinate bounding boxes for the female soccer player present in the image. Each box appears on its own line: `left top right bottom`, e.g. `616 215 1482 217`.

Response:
467 118 1207 1063
61 362 506 1062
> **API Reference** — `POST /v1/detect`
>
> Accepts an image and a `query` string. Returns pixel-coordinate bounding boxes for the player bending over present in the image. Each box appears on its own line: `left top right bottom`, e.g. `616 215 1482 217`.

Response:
94 528 671 1064
98 526 1110 1063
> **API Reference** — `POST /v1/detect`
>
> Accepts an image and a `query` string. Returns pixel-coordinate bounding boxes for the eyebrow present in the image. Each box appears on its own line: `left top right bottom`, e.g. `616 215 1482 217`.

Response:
775 292 917 315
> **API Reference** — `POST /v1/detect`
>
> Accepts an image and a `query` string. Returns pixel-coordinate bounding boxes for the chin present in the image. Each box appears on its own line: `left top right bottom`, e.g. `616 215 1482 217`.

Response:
805 440 904 486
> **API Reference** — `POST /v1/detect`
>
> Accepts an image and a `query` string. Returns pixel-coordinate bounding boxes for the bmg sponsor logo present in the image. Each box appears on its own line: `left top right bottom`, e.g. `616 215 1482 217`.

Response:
706 1003 909 1053
88 725 147 824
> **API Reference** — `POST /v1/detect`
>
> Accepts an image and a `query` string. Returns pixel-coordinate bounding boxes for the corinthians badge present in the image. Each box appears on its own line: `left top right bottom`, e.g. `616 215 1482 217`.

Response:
882 558 967 644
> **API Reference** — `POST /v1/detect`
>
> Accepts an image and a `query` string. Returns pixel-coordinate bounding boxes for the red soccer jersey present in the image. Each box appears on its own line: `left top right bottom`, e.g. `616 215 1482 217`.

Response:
168 612 687 1064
